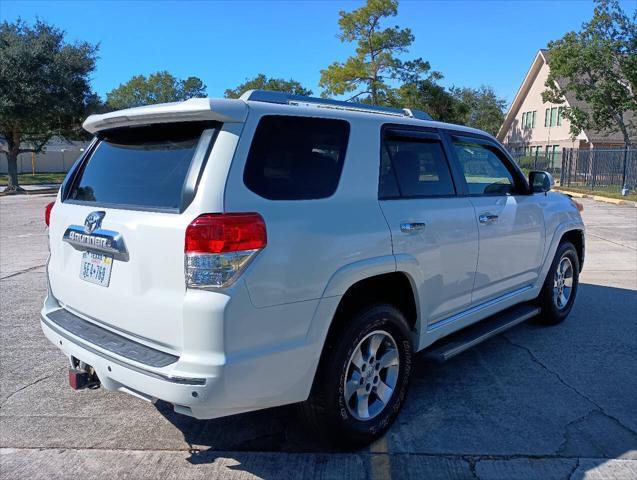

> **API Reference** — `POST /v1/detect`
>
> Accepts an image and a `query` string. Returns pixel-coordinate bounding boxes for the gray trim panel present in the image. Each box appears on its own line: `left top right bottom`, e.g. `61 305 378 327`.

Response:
427 285 533 332
47 308 178 368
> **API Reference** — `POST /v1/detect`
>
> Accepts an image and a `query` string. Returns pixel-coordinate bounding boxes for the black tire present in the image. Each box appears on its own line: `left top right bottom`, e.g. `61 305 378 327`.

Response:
535 241 580 325
299 303 413 447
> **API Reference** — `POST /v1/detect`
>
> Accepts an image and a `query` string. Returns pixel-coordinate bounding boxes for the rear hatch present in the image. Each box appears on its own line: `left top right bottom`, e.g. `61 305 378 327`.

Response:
47 122 221 353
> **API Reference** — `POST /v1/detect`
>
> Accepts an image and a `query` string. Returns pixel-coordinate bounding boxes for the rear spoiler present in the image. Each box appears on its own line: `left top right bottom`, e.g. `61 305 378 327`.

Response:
83 98 248 134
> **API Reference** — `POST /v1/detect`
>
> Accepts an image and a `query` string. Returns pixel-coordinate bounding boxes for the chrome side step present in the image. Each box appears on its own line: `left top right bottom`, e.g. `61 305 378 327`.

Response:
424 304 541 363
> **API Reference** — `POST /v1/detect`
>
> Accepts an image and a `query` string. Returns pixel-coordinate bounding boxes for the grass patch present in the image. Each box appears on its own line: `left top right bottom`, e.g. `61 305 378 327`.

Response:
556 185 637 202
1 173 66 186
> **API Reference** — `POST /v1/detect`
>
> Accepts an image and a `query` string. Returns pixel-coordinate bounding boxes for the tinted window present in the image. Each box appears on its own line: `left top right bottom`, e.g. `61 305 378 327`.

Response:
243 116 349 200
68 122 216 210
379 145 400 198
381 135 455 198
452 138 517 195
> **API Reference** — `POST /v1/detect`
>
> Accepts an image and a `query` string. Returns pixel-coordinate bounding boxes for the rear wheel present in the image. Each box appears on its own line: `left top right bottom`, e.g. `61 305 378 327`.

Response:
536 241 580 325
299 304 413 447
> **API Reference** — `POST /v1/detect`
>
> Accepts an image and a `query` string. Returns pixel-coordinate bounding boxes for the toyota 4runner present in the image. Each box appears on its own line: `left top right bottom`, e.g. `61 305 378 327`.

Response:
41 90 585 446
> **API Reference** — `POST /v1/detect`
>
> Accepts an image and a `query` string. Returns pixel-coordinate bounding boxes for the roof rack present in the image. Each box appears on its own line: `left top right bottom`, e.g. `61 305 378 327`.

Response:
241 90 432 121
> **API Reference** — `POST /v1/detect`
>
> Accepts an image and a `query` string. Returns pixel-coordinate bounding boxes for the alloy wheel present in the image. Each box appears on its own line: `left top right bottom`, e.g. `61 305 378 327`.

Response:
553 256 574 309
343 330 400 421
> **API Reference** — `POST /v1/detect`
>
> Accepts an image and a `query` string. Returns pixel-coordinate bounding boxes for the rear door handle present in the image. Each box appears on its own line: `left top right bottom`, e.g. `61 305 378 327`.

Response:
478 213 498 224
400 222 426 233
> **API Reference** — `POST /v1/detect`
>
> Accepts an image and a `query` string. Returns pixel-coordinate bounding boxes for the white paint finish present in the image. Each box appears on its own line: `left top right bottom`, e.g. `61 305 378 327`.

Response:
223 104 394 307
46 124 241 353
469 194 546 303
380 198 479 330
83 97 248 133
48 202 193 352
42 94 586 421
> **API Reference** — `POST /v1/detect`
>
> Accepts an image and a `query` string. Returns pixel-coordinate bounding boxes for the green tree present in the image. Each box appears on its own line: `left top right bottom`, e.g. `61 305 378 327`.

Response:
106 71 207 110
542 0 636 146
224 74 312 98
319 0 439 105
397 80 467 124
451 86 507 136
0 19 98 191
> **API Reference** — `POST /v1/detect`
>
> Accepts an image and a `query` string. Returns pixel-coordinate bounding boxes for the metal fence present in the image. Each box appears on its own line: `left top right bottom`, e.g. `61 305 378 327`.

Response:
507 149 563 178
560 148 636 195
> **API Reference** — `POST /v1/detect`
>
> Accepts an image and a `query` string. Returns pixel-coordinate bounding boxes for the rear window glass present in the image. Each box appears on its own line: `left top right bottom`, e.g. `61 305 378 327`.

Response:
243 115 350 200
67 122 217 210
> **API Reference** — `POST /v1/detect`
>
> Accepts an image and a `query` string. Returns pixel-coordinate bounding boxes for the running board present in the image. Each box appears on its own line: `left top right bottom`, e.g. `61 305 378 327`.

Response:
424 304 541 363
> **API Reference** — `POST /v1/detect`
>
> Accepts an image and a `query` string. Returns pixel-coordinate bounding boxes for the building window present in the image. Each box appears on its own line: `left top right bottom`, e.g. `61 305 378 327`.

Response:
521 111 537 129
544 145 560 161
550 107 558 127
545 108 550 127
557 107 563 126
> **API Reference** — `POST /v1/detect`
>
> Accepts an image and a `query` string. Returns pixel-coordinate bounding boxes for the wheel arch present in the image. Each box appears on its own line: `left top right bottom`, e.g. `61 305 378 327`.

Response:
560 229 585 270
537 222 585 289
307 270 419 396
330 271 418 331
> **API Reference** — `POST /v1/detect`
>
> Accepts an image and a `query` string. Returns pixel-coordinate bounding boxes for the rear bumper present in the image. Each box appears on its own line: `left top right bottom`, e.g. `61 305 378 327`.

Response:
40 288 331 419
41 308 245 418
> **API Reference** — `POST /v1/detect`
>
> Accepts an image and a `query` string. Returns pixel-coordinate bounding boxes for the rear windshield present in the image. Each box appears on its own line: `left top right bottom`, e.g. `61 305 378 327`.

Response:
67 122 217 211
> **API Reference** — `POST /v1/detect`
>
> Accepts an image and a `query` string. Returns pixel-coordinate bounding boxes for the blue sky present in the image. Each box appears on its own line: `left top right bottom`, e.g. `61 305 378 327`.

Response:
3 0 636 105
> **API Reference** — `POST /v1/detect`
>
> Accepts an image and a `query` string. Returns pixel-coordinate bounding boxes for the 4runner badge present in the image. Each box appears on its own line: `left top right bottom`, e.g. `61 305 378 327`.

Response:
84 211 106 234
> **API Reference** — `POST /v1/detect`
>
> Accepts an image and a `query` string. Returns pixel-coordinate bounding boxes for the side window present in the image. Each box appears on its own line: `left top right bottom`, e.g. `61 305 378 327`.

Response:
243 115 350 200
380 133 455 198
451 137 518 195
379 146 400 198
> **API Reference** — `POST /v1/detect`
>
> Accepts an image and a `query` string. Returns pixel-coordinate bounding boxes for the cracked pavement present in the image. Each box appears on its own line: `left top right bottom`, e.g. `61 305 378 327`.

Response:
1 195 636 479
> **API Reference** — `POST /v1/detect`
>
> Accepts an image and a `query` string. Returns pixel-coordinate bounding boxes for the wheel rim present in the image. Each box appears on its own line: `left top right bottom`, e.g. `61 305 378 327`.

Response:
553 255 574 310
344 330 400 421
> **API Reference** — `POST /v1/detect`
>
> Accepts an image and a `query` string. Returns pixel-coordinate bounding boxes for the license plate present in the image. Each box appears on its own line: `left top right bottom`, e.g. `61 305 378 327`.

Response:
79 251 113 287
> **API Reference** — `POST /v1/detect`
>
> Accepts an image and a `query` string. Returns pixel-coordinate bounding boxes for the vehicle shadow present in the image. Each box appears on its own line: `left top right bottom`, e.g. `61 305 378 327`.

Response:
156 282 637 478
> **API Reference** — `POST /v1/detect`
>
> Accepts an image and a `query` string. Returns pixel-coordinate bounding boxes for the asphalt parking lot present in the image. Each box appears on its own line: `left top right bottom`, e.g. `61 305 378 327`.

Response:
1 194 636 480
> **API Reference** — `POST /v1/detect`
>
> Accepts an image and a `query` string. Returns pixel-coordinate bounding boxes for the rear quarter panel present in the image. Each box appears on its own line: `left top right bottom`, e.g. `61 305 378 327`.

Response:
223 104 393 308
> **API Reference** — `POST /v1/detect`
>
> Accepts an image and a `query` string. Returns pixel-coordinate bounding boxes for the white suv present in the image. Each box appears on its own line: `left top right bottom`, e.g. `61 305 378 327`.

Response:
41 90 585 446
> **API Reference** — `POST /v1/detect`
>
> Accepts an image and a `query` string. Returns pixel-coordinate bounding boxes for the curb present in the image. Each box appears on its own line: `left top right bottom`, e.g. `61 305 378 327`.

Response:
0 188 59 197
555 189 637 207
555 189 589 199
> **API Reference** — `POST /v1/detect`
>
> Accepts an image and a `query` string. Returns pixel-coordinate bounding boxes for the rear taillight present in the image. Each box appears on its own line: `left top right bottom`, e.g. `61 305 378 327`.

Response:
44 202 54 227
185 213 267 289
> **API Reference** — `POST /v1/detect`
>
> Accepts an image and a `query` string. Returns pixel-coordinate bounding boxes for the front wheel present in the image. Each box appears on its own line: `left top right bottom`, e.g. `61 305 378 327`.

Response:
299 304 413 447
536 241 580 325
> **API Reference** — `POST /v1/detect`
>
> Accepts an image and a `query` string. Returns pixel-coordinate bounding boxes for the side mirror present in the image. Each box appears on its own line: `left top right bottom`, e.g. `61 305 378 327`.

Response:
529 170 554 193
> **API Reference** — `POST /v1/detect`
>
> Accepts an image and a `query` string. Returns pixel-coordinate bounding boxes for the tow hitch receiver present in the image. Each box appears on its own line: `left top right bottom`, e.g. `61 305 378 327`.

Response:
69 358 100 390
